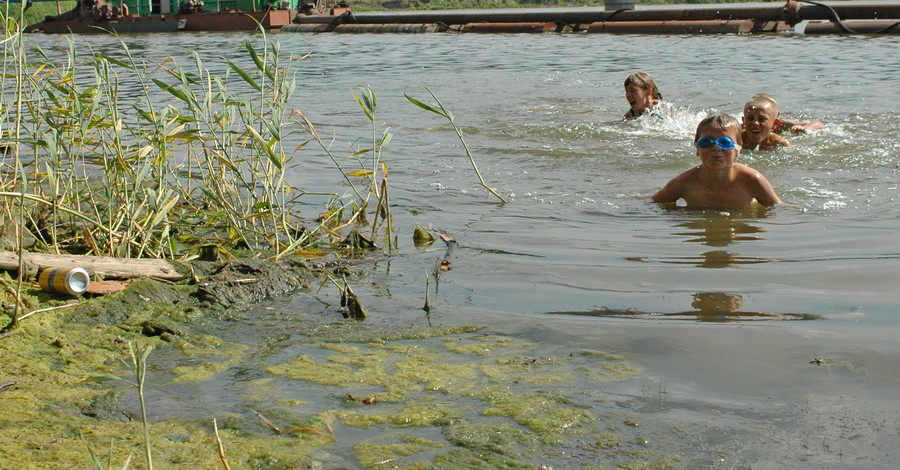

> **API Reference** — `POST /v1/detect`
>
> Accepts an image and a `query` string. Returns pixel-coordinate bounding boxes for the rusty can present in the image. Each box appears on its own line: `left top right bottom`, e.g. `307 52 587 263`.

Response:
38 267 90 295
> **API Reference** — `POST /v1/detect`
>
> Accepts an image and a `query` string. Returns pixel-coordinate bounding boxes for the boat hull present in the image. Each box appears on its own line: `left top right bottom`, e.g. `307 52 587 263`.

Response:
30 9 294 34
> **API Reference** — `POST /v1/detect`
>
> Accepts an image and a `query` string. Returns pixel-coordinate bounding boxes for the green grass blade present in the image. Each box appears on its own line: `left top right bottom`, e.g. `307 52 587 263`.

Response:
226 60 261 92
404 93 447 118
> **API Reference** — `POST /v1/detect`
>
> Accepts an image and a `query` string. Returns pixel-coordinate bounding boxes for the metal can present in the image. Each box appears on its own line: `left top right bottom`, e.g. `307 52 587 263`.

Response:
38 267 91 295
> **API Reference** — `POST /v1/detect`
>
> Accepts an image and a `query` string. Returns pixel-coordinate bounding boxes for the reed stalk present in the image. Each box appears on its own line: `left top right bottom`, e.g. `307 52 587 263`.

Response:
406 86 507 204
129 342 154 470
83 341 154 469
0 0 29 332
349 85 395 249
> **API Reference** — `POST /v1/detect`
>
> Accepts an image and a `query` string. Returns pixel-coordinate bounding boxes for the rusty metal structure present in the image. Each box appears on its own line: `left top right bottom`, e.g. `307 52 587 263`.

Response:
285 1 900 34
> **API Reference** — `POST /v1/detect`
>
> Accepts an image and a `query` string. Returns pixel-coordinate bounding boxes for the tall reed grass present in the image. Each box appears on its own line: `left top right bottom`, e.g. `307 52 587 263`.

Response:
2 0 33 330
0 19 400 331
0 26 371 263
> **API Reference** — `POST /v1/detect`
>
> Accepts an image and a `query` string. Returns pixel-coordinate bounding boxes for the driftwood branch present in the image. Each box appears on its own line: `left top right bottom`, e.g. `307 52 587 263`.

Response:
0 251 183 281
433 229 457 272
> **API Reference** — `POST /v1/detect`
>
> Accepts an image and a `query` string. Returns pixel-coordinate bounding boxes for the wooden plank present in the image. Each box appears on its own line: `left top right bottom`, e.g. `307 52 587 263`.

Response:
0 251 183 281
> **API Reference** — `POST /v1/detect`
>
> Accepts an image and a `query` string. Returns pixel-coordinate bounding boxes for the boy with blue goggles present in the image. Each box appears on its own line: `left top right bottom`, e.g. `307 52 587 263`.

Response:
696 135 736 150
652 113 781 210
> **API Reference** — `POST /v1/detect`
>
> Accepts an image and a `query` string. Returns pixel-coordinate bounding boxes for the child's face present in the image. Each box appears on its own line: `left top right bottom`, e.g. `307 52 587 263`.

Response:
696 125 741 171
742 104 779 145
625 83 654 114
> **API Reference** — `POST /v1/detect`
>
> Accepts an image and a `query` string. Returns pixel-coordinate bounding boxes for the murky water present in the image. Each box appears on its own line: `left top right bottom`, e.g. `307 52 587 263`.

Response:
25 19 900 468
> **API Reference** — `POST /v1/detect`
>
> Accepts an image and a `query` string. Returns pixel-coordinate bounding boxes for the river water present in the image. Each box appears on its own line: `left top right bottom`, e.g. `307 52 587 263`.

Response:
25 16 900 469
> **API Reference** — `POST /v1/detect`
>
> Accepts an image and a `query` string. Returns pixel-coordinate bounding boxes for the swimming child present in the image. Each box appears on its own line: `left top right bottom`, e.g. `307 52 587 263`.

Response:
623 71 663 120
741 93 823 150
652 113 782 209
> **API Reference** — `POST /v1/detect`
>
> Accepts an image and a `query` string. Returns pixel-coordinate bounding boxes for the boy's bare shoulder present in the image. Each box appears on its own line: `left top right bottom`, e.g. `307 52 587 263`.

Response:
665 165 702 190
670 165 701 182
734 163 781 206
734 162 765 177
652 166 699 203
735 163 774 189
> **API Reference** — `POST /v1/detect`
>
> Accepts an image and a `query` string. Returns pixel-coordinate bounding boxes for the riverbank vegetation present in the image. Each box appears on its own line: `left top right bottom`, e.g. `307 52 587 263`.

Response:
0 23 399 326
0 11 657 470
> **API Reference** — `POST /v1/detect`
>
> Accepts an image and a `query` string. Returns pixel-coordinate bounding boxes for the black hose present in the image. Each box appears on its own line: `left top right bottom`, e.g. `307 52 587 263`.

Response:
800 0 900 34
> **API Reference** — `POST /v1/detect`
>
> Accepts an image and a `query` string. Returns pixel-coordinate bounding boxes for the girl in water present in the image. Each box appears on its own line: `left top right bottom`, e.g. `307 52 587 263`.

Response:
623 71 663 119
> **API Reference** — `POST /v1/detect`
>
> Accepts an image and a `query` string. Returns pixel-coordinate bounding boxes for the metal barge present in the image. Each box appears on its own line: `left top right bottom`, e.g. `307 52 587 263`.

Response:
25 0 301 34
284 1 900 35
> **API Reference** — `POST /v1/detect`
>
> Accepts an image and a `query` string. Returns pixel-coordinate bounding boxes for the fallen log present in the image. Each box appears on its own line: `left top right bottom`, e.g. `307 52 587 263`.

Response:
0 251 183 281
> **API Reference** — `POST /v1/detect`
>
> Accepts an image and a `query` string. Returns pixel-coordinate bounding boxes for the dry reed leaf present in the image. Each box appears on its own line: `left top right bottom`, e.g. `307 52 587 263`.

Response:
85 280 130 295
323 411 335 436
213 418 232 470
252 409 282 434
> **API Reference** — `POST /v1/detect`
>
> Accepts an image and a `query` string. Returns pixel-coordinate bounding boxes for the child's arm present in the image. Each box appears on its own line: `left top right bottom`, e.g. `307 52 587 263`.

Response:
652 186 678 204
652 172 689 204
777 118 824 133
749 172 782 207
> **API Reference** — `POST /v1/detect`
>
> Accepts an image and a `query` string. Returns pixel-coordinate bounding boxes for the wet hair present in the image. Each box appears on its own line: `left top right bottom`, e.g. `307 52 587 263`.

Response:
624 72 662 100
695 113 743 147
744 93 779 117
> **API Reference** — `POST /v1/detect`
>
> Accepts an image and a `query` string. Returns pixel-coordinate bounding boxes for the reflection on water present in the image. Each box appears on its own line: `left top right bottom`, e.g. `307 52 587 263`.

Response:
545 292 821 322
630 250 781 268
696 249 778 269
630 210 782 268
677 292 821 322
673 213 768 246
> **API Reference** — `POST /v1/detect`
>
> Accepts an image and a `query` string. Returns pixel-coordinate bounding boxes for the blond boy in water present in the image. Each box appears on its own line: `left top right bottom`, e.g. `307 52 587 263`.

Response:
742 93 823 150
653 113 782 209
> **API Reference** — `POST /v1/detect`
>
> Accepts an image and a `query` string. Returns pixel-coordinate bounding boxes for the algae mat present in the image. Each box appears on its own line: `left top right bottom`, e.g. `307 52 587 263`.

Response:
6 275 893 469
0 278 671 470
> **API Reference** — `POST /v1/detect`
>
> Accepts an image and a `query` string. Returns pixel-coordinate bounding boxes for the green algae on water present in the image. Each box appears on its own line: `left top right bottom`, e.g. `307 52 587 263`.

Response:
479 386 594 444
2 272 654 469
355 433 444 468
443 333 518 355
169 335 250 382
259 325 650 467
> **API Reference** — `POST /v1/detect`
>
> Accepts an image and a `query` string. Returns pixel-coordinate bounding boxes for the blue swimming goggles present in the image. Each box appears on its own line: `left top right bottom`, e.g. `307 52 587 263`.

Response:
696 135 736 150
